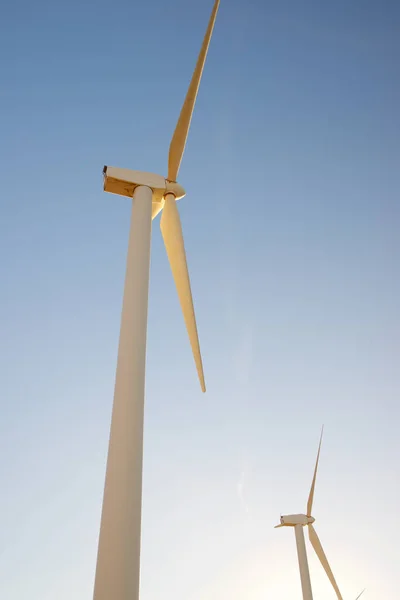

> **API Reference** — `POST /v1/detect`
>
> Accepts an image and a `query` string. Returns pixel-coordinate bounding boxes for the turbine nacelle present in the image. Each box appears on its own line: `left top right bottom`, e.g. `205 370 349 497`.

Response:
279 514 315 527
103 166 186 219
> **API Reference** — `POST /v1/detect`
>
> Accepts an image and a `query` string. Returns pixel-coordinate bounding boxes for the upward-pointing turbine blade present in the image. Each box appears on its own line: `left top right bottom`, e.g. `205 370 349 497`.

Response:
160 194 206 392
307 425 324 516
308 524 343 600
167 0 220 182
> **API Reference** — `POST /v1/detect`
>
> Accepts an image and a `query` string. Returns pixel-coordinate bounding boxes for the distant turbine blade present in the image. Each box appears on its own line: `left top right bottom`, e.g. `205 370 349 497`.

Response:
160 194 206 392
355 589 366 600
167 0 220 182
308 524 343 600
306 425 324 516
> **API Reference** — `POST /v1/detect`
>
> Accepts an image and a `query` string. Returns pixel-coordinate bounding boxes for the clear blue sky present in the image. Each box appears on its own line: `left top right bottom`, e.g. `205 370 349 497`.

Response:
0 0 399 598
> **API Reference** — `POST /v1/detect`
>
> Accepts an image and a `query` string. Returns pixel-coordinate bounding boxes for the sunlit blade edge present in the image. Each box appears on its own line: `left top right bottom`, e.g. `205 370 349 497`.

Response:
160 196 205 392
167 0 220 182
308 524 343 600
306 425 324 516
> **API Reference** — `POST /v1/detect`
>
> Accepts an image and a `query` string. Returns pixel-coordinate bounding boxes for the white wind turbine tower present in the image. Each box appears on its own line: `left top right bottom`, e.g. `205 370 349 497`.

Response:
92 2 220 600
275 428 365 600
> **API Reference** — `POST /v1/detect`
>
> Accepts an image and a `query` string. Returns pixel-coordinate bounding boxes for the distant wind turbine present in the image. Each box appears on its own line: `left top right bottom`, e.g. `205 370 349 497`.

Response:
275 428 365 600
92 2 220 600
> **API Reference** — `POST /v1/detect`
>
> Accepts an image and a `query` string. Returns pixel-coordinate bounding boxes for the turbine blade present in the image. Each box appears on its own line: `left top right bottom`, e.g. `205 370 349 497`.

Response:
160 194 205 392
355 590 366 600
306 425 324 516
308 524 343 600
167 0 220 182
274 524 285 528
152 203 163 220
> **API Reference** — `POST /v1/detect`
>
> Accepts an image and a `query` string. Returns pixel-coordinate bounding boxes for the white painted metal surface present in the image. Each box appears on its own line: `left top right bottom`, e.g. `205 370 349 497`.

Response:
93 185 153 600
279 514 314 526
295 524 313 600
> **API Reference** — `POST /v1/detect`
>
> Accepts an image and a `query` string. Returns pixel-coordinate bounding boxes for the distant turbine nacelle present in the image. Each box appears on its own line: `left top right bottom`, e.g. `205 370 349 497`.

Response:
279 514 315 527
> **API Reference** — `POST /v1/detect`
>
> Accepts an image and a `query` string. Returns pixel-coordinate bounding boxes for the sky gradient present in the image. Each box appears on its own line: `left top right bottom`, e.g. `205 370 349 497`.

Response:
1 0 399 598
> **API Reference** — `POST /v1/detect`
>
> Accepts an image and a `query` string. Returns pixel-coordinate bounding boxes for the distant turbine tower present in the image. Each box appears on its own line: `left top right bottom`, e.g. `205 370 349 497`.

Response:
275 428 365 600
92 2 220 600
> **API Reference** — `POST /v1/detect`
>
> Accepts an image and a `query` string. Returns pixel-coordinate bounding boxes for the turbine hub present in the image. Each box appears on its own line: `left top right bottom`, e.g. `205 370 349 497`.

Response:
165 179 186 200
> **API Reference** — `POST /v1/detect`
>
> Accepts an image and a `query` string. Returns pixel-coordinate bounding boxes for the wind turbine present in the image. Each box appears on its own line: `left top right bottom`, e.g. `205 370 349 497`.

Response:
275 428 364 600
92 2 220 600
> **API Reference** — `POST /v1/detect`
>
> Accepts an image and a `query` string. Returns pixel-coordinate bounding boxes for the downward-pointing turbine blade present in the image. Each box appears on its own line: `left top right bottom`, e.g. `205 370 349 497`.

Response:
160 194 206 392
167 0 220 182
355 589 366 600
307 425 324 516
308 524 343 600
